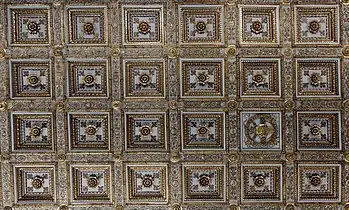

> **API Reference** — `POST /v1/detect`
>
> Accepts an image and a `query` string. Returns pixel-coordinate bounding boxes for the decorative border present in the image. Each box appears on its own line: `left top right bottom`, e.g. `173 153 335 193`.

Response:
180 111 226 151
178 5 224 45
122 5 164 45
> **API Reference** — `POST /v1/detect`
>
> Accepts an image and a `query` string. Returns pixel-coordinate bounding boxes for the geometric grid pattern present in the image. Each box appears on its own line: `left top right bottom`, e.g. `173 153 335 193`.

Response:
0 0 348 210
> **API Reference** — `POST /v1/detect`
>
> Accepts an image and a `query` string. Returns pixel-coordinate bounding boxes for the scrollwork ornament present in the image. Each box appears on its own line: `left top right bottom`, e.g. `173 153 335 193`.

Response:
59 205 69 210
227 100 238 109
1 153 10 162
171 152 180 163
3 206 12 210
344 203 349 210
285 204 295 210
229 204 239 210
0 48 6 58
172 204 181 210
115 204 123 210
53 46 63 56
342 100 349 110
226 45 236 56
112 47 121 57
342 46 349 57
56 101 64 111
284 100 294 111
228 153 238 162
344 151 349 163
169 100 178 110
0 101 7 111
57 153 66 162
283 48 293 57
168 47 178 58
114 153 123 163
112 101 122 110
342 0 349 4
285 153 296 162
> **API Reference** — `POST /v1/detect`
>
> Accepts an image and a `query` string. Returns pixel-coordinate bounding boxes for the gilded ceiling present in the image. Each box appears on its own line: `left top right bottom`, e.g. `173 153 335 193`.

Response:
0 0 348 209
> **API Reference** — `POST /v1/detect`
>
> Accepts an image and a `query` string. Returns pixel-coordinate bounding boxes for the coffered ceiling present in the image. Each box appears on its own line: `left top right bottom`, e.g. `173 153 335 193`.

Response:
0 0 349 210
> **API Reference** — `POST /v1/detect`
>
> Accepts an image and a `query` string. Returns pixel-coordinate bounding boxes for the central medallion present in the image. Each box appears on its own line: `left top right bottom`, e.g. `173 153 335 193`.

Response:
32 177 43 189
83 74 95 86
252 74 265 86
197 126 209 135
87 175 99 188
251 21 263 34
27 21 40 34
85 125 97 136
27 75 40 87
138 21 151 35
245 114 278 146
139 73 151 86
199 174 210 187
310 125 321 136
195 21 207 34
30 126 41 137
83 22 95 35
140 126 152 136
310 73 321 86
254 175 266 187
142 175 153 187
255 122 275 144
196 72 209 85
308 20 320 34
310 175 322 187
